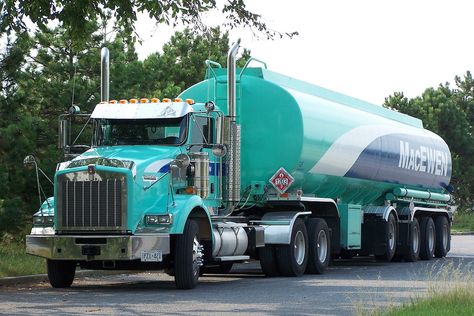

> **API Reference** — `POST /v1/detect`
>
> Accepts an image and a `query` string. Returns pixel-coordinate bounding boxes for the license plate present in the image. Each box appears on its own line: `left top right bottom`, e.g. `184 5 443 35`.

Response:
140 250 162 262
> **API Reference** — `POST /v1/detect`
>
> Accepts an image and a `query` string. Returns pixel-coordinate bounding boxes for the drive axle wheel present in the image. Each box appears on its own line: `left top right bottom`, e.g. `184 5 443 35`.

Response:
47 259 76 288
376 213 397 262
174 219 203 289
306 218 330 274
259 245 280 277
420 217 436 260
276 218 308 277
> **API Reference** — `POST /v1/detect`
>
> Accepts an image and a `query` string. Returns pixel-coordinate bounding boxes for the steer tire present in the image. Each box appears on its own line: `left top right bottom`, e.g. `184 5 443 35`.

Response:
276 218 308 277
259 245 280 277
306 218 331 274
404 218 420 262
47 259 76 288
434 216 450 258
174 219 201 289
420 217 436 260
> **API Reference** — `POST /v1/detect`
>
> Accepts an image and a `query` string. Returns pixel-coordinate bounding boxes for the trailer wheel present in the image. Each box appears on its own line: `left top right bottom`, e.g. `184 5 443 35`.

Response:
259 245 280 277
174 219 202 289
376 213 397 262
420 217 436 260
276 218 308 277
404 218 420 262
306 218 330 274
434 216 450 258
47 259 76 288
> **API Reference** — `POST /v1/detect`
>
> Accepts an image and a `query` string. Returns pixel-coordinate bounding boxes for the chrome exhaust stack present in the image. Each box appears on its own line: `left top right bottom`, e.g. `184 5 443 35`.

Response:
223 40 241 215
100 47 109 102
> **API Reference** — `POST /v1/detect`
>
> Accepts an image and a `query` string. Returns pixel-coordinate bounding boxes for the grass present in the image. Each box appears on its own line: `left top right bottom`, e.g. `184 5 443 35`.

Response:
382 288 474 315
451 212 474 233
357 260 474 316
0 237 46 278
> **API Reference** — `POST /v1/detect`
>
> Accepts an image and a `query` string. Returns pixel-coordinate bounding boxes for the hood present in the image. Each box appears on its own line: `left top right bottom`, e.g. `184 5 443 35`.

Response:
71 145 181 176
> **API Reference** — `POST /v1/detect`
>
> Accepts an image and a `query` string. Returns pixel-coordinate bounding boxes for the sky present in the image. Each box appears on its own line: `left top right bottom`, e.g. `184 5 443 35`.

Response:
134 0 474 105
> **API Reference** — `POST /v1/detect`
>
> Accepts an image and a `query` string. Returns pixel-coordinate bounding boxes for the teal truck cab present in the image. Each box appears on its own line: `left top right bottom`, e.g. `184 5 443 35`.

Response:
26 42 453 289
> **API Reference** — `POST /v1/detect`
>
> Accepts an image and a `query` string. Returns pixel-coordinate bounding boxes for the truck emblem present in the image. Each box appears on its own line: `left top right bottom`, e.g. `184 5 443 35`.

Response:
269 167 294 194
161 106 176 117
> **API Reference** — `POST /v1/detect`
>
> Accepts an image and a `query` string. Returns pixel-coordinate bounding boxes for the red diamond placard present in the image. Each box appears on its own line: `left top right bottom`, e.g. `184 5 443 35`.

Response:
269 167 294 194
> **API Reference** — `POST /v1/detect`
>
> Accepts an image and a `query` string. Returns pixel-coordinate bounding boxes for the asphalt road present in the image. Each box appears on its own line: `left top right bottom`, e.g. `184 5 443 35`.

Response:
1 235 473 316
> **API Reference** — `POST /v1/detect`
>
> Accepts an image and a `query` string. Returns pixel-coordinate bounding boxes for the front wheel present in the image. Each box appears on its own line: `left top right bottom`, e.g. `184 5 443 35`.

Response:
306 218 331 274
276 218 308 277
174 219 203 289
47 259 76 288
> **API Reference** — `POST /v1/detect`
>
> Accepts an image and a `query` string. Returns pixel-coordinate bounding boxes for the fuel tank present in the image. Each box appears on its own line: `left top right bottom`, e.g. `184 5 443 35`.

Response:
180 67 451 205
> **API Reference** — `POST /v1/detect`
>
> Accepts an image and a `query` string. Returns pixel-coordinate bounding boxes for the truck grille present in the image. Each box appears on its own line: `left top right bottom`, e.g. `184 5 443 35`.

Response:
57 171 127 231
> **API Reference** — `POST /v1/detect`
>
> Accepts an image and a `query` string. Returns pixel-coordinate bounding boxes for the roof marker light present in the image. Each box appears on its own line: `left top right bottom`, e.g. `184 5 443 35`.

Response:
185 99 195 105
151 98 160 103
119 99 128 104
162 98 171 103
109 100 118 104
140 98 149 103
129 99 138 104
174 98 182 102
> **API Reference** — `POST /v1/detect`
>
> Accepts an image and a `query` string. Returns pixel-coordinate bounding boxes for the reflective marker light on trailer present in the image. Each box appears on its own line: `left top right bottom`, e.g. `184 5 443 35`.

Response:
119 99 128 104
129 99 138 104
151 98 160 103
140 98 149 103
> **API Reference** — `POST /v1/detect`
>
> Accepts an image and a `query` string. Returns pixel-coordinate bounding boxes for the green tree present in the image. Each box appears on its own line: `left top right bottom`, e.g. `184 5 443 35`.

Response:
0 0 297 41
384 73 474 212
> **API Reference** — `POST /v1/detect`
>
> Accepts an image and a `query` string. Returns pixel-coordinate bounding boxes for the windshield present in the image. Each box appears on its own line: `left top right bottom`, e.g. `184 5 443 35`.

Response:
94 117 187 146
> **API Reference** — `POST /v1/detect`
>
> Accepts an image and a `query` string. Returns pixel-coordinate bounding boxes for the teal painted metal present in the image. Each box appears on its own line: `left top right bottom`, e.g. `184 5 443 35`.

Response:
180 67 452 206
338 204 362 249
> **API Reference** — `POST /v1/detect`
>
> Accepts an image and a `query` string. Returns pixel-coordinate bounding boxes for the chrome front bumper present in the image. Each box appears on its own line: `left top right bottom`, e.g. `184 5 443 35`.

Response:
26 234 170 261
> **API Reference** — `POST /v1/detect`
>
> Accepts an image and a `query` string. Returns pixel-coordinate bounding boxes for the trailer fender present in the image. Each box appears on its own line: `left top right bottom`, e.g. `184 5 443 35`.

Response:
254 211 311 245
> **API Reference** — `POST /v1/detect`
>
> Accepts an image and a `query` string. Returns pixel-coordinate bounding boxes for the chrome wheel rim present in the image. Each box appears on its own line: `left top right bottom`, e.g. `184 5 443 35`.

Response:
388 220 395 251
192 236 203 277
294 231 306 265
412 223 419 254
317 230 328 263
428 224 435 253
442 224 448 250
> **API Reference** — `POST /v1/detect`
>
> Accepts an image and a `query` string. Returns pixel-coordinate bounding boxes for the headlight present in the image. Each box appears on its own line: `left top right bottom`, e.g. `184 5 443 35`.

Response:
145 214 173 225
33 215 54 226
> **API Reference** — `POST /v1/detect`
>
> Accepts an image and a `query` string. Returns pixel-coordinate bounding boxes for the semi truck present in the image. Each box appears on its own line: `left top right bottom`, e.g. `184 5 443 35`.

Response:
26 42 453 289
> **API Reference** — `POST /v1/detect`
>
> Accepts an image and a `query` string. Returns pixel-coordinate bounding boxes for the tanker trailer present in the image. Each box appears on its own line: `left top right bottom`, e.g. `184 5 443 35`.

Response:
26 42 452 289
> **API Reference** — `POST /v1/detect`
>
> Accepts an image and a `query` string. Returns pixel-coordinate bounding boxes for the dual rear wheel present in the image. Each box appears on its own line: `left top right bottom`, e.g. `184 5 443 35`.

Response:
259 218 330 277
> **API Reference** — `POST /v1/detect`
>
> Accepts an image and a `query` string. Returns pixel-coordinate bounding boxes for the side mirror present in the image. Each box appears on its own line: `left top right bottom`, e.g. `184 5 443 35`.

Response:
58 117 70 149
173 153 191 169
212 144 227 158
